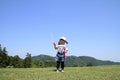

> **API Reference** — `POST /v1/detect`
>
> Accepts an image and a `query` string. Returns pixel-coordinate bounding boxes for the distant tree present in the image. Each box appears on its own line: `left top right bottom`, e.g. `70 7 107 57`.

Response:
24 53 32 68
32 61 45 68
0 46 9 67
0 44 2 67
12 55 24 68
8 56 14 67
86 62 93 67
73 64 79 67
0 44 2 52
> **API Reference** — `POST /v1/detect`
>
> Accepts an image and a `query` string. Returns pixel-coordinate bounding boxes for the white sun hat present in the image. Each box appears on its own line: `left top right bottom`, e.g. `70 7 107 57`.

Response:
59 37 68 44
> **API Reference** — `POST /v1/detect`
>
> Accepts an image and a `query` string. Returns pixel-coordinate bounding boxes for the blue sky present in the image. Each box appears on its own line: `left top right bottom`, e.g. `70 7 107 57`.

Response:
0 0 120 62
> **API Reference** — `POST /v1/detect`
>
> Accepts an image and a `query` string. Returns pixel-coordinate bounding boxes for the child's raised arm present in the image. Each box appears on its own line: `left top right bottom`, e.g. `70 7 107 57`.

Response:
53 42 57 49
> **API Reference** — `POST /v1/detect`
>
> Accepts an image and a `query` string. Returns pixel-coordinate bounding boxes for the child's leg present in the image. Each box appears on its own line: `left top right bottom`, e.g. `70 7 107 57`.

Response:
56 61 60 70
61 56 65 70
61 61 64 70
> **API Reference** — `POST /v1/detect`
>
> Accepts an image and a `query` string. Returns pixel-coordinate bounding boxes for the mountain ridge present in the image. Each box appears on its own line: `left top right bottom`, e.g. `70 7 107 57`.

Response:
32 54 120 67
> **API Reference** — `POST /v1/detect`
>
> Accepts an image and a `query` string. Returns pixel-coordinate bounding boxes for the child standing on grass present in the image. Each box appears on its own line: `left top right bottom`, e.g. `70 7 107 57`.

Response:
53 37 68 72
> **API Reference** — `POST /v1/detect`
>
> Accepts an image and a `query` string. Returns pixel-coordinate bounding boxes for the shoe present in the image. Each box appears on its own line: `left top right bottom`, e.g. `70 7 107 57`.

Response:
61 70 64 72
56 70 59 72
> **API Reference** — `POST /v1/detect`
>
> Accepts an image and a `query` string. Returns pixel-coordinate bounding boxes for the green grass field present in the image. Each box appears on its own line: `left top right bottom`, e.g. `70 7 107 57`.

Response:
0 65 120 80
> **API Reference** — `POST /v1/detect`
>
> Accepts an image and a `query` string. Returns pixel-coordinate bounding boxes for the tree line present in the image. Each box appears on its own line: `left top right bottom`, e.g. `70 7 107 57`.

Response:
0 44 55 68
0 44 32 68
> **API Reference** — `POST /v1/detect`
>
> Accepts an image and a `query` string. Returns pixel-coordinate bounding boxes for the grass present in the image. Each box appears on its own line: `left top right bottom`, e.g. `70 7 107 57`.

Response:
0 65 120 80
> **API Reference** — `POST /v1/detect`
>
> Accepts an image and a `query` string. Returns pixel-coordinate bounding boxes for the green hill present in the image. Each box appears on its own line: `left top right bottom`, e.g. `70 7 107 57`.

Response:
32 54 54 61
66 56 120 66
32 55 120 67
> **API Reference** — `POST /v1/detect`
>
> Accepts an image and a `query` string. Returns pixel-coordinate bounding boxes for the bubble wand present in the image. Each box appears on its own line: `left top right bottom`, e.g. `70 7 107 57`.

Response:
50 33 57 49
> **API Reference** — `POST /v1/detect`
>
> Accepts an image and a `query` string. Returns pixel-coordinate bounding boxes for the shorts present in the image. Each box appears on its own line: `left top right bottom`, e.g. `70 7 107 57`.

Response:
55 52 65 62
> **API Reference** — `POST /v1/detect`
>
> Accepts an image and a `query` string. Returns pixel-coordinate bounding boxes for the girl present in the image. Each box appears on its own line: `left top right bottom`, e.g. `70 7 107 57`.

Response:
53 37 68 72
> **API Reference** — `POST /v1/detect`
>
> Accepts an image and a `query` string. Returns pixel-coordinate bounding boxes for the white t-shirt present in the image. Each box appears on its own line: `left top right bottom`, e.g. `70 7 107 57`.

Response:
57 44 68 53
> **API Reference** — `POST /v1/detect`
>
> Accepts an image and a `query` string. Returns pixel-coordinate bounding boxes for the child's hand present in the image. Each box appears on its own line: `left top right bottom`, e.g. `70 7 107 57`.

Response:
53 42 56 46
53 42 57 49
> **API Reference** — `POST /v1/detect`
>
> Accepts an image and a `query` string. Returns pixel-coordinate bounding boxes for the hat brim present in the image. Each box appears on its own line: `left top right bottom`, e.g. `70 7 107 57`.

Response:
66 41 68 44
60 39 68 44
